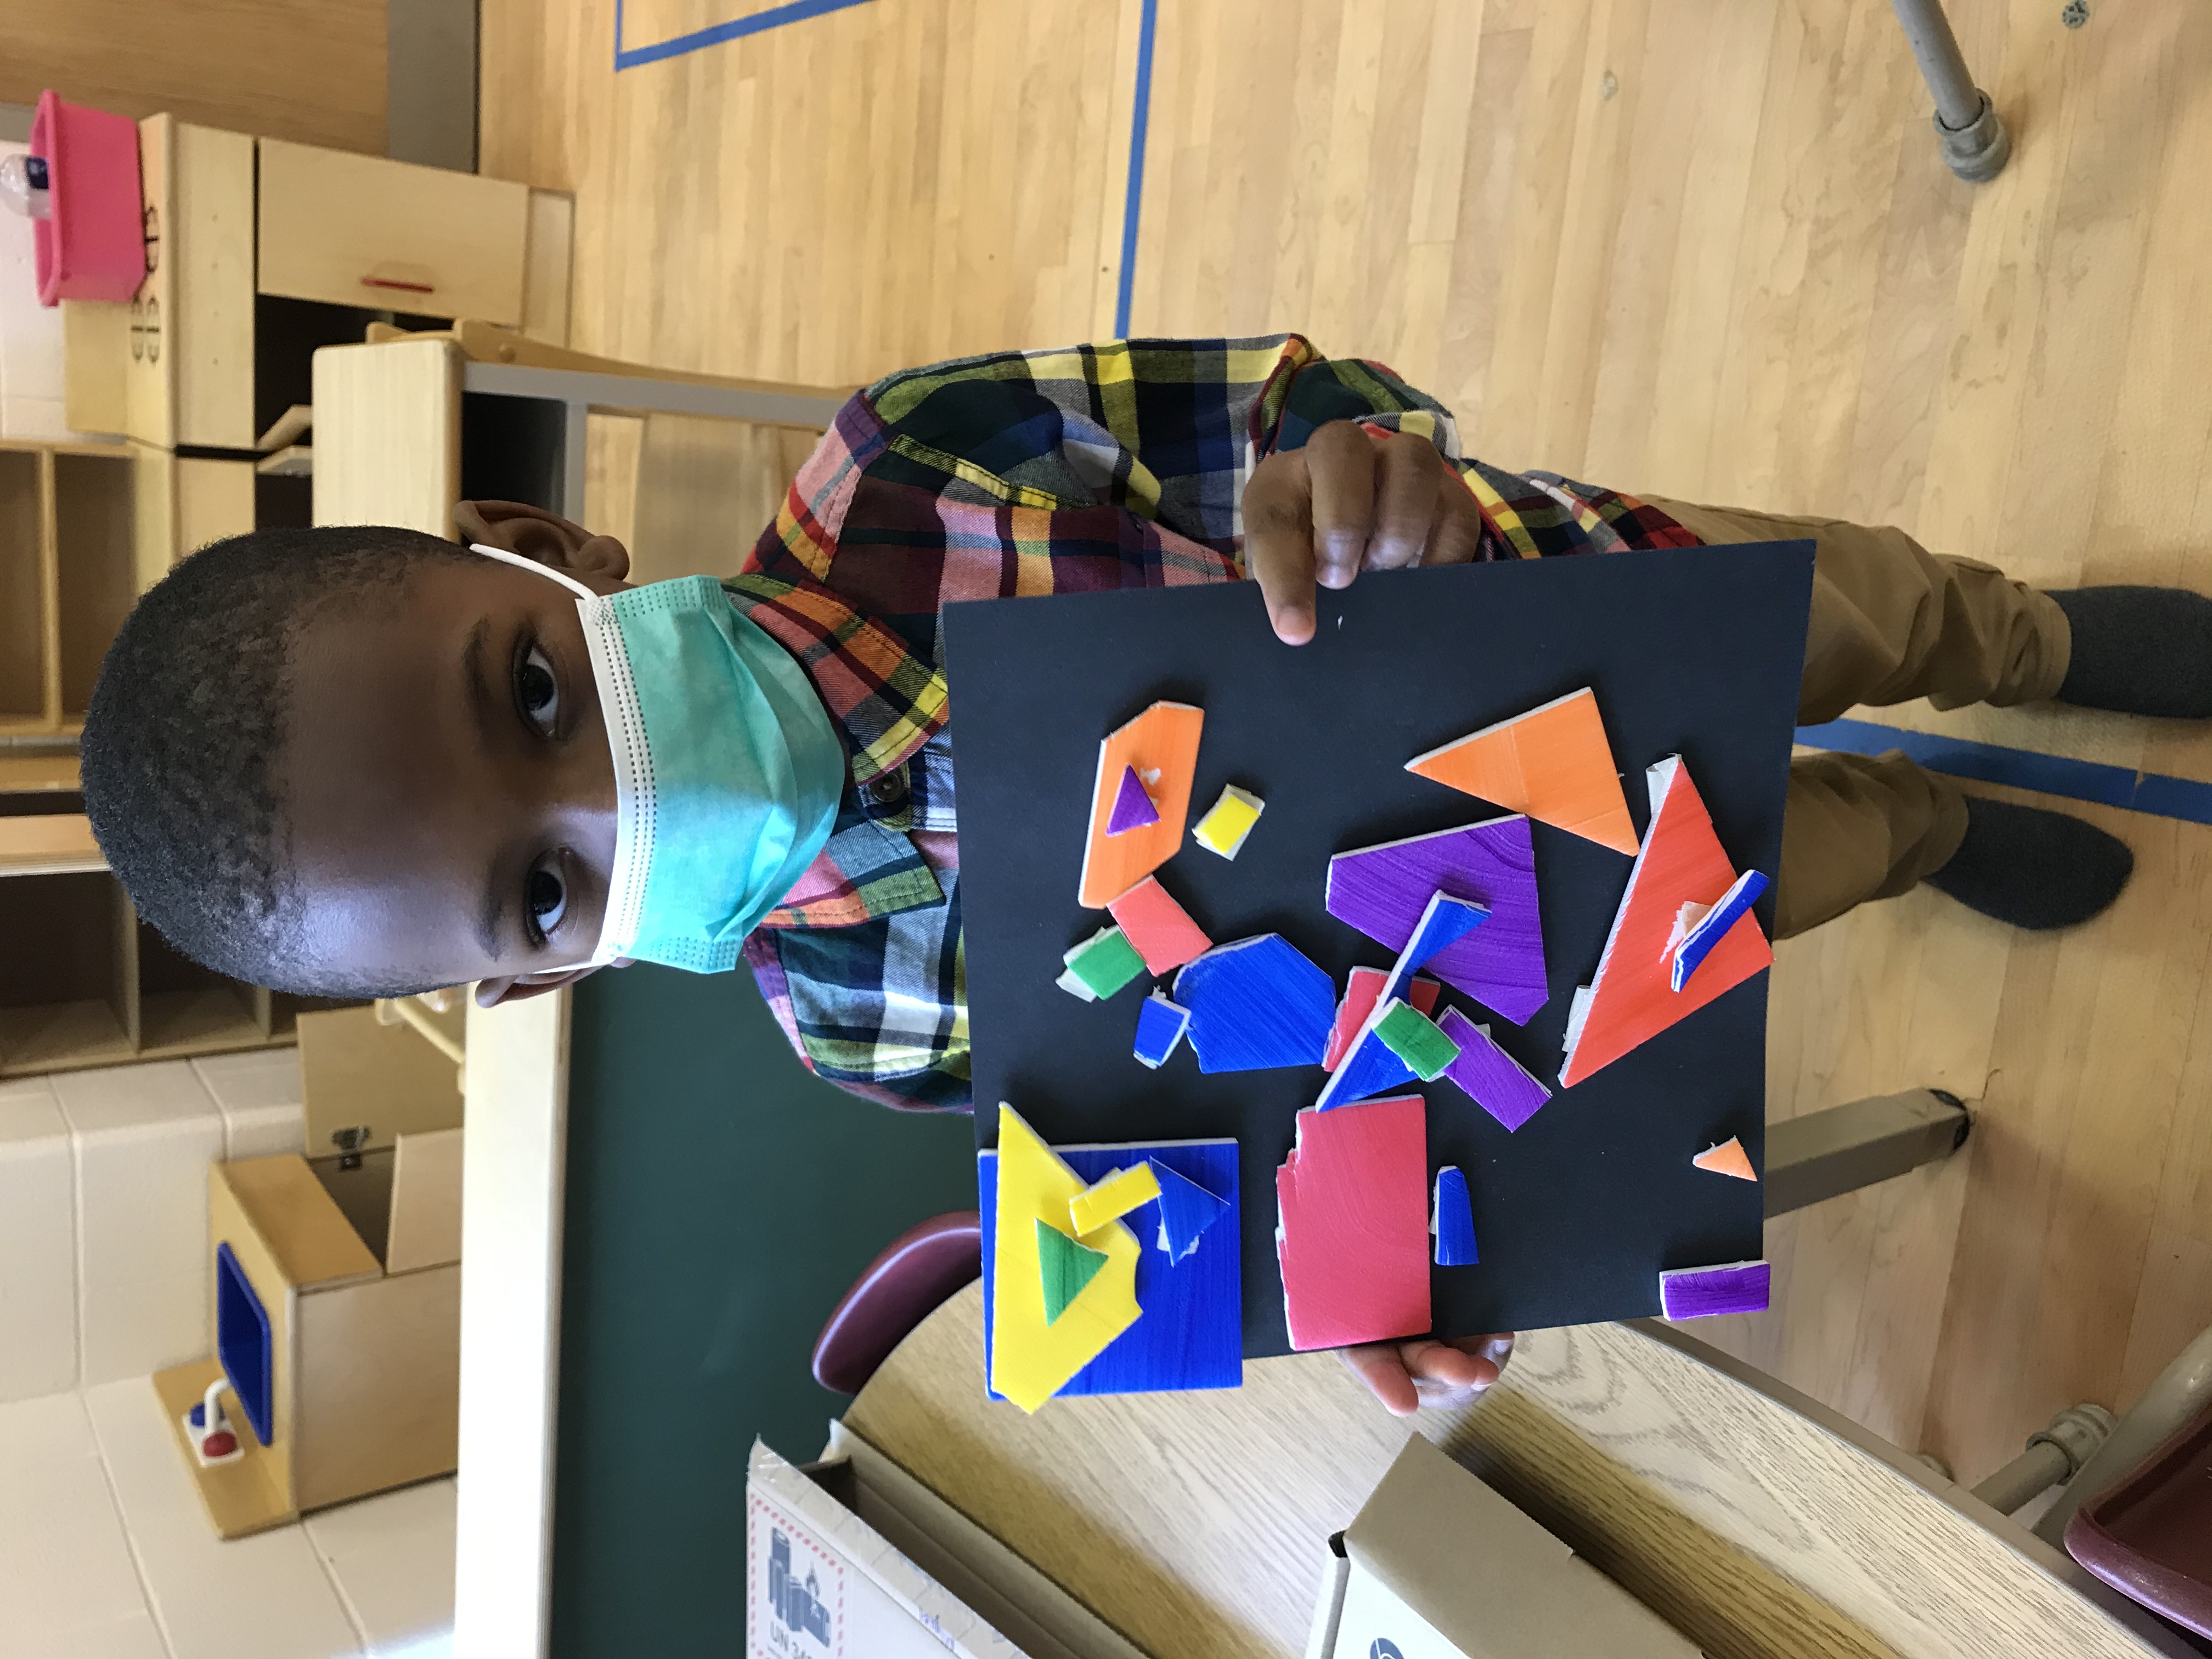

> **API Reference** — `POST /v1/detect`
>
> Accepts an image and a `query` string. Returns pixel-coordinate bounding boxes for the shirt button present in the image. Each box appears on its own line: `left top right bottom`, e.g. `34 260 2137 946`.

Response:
868 773 908 806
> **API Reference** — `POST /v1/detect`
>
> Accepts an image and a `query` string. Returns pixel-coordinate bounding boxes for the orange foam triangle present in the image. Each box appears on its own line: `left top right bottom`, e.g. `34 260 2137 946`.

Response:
1692 1136 1758 1182
1559 755 1771 1087
1077 702 1204 907
1404 689 1638 855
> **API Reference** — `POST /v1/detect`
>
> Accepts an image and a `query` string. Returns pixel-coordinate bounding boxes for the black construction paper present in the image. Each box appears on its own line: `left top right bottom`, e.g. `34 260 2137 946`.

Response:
945 543 1815 1355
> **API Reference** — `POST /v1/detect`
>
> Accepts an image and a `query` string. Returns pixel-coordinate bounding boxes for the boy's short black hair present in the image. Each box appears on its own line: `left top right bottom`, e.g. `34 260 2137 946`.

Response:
81 523 472 996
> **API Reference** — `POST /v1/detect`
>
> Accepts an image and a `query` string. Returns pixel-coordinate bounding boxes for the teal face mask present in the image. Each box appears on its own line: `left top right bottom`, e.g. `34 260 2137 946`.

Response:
472 545 847 972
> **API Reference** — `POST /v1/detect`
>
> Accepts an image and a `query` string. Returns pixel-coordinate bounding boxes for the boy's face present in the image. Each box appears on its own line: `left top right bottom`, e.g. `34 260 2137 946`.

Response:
278 503 630 999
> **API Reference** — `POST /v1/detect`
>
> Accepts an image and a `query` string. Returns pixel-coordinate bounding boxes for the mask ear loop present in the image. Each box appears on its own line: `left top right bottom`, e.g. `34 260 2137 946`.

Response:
468 541 602 603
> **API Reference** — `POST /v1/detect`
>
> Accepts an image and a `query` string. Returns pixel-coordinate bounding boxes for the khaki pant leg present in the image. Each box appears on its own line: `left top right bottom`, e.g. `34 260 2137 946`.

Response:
1638 497 2067 934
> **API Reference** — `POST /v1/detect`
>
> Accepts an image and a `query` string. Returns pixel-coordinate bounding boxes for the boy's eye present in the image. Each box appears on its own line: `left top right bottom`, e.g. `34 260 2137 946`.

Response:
526 861 568 940
516 642 560 736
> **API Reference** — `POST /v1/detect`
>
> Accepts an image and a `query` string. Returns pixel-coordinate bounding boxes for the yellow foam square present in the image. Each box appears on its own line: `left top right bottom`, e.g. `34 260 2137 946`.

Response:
989 1104 1142 1413
1068 1162 1162 1234
1192 785 1264 859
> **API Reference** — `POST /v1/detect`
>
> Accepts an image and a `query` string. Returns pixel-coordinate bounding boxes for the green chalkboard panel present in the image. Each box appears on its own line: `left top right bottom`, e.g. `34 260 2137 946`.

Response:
550 962 979 1657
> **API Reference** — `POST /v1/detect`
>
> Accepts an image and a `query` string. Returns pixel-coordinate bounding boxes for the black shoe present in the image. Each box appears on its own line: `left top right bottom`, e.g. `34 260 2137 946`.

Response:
1923 797 2133 930
2051 586 2212 718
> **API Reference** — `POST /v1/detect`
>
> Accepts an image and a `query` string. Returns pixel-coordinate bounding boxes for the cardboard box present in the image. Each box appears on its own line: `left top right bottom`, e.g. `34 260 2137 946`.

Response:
747 1424 1153 1659
1307 1436 1704 1659
154 1127 463 1538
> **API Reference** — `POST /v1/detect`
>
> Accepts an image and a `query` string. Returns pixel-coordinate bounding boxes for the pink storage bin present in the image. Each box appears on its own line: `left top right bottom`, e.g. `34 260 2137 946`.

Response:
30 90 148 306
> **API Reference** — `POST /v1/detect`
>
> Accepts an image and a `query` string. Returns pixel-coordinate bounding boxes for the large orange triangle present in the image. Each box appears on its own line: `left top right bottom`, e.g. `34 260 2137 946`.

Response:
1404 689 1639 855
1559 755 1771 1087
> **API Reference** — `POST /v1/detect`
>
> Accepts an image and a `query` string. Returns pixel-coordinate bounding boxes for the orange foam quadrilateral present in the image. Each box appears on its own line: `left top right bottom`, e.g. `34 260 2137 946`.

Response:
1693 1136 1758 1182
1078 702 1205 907
1404 687 1639 855
1558 755 1773 1087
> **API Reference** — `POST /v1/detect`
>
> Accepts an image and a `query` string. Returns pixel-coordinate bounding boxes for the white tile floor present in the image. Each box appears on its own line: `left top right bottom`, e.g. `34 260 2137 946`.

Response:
0 1383 453 1659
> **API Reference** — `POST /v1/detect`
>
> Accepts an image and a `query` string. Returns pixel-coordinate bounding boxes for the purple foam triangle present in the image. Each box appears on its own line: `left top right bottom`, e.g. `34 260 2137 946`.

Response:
1435 1007 1552 1132
1326 817 1549 1023
1106 765 1160 835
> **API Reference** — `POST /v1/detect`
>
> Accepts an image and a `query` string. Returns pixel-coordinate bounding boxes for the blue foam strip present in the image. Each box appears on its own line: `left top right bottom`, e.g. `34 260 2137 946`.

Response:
1671 868 1769 993
980 1139 1242 1397
1796 718 2212 824
1432 1166 1479 1267
614 0 873 70
1111 0 1160 336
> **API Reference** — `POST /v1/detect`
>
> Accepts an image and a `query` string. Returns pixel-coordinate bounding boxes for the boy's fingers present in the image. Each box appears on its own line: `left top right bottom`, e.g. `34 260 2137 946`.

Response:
1244 449 1320 645
1423 470 1487 566
1366 433 1444 571
1306 421 1378 589
1339 1343 1421 1417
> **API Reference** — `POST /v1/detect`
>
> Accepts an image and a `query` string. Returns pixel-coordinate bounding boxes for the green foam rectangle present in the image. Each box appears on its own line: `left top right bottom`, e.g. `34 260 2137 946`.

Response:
1065 925 1146 998
1375 999 1461 1081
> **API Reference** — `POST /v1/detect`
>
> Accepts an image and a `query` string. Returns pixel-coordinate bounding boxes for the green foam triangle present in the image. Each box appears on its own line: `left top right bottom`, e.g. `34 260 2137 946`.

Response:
1036 1217 1109 1323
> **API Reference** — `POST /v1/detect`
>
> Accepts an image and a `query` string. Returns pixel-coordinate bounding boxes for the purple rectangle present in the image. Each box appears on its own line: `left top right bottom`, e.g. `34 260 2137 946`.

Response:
1658 1260 1771 1320
1436 1007 1552 1132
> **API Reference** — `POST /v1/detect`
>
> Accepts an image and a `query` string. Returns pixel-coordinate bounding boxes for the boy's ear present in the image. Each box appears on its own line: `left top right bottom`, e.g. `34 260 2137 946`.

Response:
456 500 632 590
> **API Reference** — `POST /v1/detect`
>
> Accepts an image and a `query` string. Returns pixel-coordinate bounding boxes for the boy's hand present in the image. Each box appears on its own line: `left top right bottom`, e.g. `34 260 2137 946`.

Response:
1245 420 1487 645
1340 1332 1515 1416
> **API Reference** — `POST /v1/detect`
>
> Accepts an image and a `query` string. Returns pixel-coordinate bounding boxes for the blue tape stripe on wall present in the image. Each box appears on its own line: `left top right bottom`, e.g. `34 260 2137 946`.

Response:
1113 0 1161 338
1797 717 2212 827
615 0 874 70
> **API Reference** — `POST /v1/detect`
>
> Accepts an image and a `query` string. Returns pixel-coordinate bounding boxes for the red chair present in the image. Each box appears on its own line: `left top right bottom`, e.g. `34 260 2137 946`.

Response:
2063 1399 2212 1640
811 1211 982 1396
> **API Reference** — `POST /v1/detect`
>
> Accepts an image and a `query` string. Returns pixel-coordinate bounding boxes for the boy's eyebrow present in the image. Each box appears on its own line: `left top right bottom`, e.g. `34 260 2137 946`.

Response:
463 618 495 760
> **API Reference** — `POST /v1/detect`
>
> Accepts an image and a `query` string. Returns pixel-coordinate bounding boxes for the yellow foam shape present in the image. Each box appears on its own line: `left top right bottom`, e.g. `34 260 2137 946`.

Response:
1068 1163 1163 1234
989 1104 1142 1413
1192 785 1264 859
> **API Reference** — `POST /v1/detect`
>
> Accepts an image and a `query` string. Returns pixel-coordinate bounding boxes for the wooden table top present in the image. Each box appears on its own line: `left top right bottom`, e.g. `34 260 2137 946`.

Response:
846 1284 2189 1659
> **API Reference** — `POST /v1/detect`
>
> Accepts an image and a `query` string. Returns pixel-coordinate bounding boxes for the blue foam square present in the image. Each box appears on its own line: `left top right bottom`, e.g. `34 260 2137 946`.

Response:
980 1137 1242 1397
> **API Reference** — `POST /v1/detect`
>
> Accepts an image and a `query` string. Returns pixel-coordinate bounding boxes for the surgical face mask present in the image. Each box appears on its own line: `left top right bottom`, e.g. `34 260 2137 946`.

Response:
470 544 847 971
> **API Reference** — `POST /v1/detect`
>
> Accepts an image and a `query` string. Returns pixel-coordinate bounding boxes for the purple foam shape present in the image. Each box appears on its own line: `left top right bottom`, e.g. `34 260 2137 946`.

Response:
1106 764 1160 835
1658 1260 1771 1320
1327 817 1549 1023
1435 1007 1553 1132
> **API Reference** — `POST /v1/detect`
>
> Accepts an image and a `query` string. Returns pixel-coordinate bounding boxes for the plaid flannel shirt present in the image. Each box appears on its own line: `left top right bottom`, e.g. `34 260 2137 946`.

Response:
727 336 1700 1111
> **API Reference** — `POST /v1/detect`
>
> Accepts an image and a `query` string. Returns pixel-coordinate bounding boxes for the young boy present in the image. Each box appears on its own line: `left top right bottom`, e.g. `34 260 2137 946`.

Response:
80 336 2202 1414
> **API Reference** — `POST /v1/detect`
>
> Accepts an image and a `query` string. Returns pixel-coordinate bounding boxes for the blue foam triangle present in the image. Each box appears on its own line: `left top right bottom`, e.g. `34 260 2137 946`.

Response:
1315 1019 1417 1109
1149 1159 1231 1261
1388 893 1490 1000
1433 1166 1479 1266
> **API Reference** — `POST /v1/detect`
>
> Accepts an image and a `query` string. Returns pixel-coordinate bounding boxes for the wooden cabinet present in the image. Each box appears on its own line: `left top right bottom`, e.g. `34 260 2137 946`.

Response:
63 116 258 452
257 140 530 326
0 441 134 737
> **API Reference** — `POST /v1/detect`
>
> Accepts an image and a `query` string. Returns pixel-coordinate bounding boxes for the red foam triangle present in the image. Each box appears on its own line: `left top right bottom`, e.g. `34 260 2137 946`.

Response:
1559 756 1771 1087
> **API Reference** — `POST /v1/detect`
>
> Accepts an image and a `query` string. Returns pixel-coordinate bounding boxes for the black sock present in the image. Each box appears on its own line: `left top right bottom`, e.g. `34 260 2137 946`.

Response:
2051 586 2212 718
1924 797 2132 930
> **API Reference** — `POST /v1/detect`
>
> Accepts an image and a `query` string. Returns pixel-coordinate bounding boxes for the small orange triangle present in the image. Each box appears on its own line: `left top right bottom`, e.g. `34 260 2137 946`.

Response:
1406 689 1639 855
1692 1136 1758 1182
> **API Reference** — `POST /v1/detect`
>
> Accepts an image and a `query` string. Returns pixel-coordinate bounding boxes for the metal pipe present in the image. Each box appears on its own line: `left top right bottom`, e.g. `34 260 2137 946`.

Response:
1891 0 1984 129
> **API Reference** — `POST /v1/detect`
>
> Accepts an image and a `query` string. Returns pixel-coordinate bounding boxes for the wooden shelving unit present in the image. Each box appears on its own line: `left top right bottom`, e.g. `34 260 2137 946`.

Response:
0 437 299 1077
